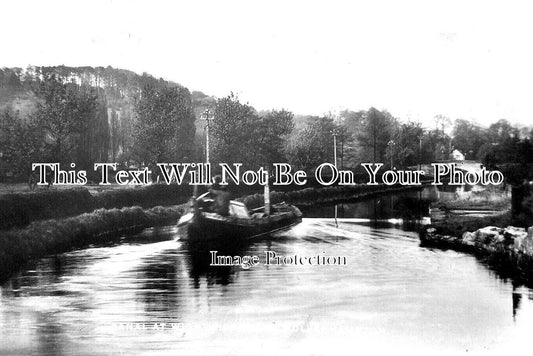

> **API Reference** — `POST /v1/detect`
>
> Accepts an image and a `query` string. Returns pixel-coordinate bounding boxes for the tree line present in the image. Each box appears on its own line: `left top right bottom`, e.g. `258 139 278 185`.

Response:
203 94 533 185
1 66 532 184
0 68 196 181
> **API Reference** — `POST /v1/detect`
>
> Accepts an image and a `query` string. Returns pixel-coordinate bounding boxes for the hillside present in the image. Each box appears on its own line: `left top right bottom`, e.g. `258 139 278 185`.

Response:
0 66 215 167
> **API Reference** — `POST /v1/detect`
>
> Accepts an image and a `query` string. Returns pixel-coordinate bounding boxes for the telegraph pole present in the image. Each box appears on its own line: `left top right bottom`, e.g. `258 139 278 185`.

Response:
332 129 339 227
202 109 212 165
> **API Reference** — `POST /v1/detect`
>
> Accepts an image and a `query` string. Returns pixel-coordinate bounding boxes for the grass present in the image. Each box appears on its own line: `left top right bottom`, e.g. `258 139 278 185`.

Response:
0 183 427 281
0 180 429 230
429 185 533 236
433 211 512 237
237 184 423 210
433 187 511 211
421 186 533 285
0 184 191 230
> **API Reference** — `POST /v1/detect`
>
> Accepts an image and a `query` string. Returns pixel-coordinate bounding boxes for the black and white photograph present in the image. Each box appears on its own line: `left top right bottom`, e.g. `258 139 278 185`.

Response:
1 0 533 355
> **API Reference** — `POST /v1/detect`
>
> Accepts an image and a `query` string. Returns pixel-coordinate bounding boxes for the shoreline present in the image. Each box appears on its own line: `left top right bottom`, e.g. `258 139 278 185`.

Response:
420 225 533 285
0 183 428 282
0 182 428 230
419 188 533 285
238 182 428 209
0 184 191 230
0 204 185 283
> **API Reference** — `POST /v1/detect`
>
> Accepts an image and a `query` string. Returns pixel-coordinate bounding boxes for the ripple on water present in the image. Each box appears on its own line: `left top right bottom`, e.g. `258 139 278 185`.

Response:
1 218 533 355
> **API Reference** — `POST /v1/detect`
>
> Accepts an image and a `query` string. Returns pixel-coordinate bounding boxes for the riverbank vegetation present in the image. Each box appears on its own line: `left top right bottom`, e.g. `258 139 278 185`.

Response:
1 66 533 281
0 184 190 230
0 204 183 282
431 211 512 239
421 185 533 285
429 183 533 237
429 185 513 235
238 183 424 210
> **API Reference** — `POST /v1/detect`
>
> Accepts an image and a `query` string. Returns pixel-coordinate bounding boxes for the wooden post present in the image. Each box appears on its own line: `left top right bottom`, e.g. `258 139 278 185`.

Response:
264 172 270 216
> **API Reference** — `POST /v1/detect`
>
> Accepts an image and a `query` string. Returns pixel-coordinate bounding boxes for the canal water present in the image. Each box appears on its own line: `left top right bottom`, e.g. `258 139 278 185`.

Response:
1 188 533 355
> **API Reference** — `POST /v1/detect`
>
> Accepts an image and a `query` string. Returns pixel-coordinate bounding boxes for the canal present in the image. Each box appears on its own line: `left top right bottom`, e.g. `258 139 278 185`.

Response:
1 187 532 355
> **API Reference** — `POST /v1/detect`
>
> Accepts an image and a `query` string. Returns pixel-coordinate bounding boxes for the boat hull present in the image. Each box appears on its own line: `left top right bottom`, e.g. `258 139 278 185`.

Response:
183 205 302 241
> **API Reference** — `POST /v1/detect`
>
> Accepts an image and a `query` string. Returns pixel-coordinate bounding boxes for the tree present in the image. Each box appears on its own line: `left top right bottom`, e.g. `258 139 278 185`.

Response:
251 109 294 166
31 74 110 168
476 142 498 168
424 128 452 162
210 93 257 166
451 119 488 160
434 115 452 133
339 109 365 135
386 121 425 168
109 109 121 161
34 75 80 163
285 116 338 172
0 110 46 177
356 108 396 162
71 86 110 170
210 94 294 168
488 119 518 144
132 81 195 165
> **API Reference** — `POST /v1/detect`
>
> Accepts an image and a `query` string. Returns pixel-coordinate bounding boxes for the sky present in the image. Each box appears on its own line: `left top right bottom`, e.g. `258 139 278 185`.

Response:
1 0 533 127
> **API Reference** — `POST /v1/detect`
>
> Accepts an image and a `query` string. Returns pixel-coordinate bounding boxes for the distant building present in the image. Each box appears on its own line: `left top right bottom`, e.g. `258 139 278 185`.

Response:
451 149 465 161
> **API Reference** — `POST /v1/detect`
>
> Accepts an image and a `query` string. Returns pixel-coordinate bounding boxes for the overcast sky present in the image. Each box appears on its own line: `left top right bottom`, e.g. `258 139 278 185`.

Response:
2 0 532 127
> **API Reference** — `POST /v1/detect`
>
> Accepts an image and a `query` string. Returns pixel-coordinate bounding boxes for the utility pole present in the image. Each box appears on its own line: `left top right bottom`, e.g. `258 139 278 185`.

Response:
418 135 423 171
202 109 212 165
333 132 338 167
387 140 395 168
332 129 339 227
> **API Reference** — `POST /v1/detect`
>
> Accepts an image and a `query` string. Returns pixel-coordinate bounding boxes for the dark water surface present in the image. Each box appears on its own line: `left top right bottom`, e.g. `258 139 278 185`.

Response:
2 188 533 355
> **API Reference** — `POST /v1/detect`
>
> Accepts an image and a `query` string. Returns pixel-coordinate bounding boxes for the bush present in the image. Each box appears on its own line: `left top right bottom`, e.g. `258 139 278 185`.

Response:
0 188 93 230
0 184 192 230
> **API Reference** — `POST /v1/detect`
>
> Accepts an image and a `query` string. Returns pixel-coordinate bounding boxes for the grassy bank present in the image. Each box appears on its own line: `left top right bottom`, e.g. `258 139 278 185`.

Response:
237 184 424 210
0 205 184 282
429 186 512 237
0 182 430 230
0 183 425 282
0 184 190 230
431 211 513 238
431 186 510 213
420 186 533 285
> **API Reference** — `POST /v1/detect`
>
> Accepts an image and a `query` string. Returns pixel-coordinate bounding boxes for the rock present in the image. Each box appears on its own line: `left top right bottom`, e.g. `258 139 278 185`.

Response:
493 234 506 246
420 227 437 243
504 226 526 235
511 226 531 254
423 225 533 257
514 236 525 251
502 226 525 246
462 231 476 243
521 227 533 255
462 231 476 246
475 226 502 244
420 224 533 278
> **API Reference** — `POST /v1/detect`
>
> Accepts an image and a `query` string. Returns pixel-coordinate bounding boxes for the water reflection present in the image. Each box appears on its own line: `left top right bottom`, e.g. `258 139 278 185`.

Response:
136 253 180 316
303 188 434 232
184 240 250 287
1 188 533 355
513 289 522 320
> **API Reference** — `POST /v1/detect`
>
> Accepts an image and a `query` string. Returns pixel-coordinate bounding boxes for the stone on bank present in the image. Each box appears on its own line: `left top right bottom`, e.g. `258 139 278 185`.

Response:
421 225 533 283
